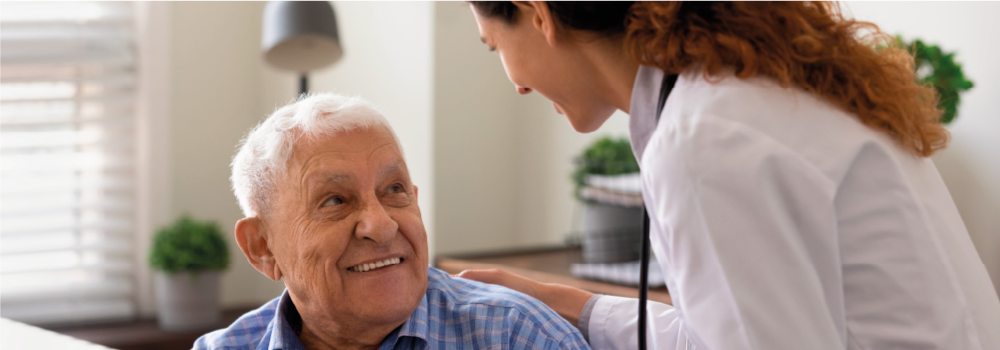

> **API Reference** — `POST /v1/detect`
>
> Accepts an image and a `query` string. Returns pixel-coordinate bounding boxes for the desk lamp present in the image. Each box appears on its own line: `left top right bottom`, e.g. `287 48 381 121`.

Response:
261 1 343 95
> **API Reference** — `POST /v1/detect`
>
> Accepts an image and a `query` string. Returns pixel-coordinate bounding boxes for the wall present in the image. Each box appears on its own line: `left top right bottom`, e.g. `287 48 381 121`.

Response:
432 2 520 255
846 1 1000 296
170 2 285 308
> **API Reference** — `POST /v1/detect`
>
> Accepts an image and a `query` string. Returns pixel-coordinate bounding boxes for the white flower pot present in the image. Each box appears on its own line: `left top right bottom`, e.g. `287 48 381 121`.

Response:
155 270 221 332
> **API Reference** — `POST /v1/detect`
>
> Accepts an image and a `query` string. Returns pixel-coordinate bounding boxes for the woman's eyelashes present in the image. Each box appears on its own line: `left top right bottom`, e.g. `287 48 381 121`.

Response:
480 37 496 52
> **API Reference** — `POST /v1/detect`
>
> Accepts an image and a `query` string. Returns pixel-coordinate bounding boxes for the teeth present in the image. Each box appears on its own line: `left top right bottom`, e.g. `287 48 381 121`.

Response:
351 257 402 272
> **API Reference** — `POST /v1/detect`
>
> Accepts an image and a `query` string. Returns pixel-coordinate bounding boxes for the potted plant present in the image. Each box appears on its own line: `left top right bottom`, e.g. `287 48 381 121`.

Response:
572 137 644 263
149 216 230 331
897 37 974 125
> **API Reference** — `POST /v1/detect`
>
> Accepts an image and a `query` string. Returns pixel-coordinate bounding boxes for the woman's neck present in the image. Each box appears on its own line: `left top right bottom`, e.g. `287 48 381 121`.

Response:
576 36 640 113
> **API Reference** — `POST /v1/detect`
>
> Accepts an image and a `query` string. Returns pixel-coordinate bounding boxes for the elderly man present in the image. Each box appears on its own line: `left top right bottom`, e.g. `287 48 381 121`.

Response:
194 93 589 350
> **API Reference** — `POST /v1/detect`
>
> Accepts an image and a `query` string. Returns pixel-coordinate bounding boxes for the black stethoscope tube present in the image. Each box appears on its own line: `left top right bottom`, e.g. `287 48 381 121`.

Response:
639 209 652 350
639 73 678 350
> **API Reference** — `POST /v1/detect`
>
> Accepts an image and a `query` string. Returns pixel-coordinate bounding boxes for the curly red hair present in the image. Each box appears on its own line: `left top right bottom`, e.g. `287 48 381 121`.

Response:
625 1 947 156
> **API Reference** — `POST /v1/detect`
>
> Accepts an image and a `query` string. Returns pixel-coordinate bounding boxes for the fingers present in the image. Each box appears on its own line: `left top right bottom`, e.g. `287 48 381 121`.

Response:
453 268 594 325
455 268 539 297
455 268 507 284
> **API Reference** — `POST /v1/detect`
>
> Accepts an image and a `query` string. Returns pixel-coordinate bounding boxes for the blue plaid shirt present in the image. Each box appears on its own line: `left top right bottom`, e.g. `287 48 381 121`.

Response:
194 266 590 350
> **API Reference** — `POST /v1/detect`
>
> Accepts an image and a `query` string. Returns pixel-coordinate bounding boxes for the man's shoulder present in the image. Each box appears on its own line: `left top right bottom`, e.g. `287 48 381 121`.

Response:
425 267 589 349
194 295 281 350
427 266 548 311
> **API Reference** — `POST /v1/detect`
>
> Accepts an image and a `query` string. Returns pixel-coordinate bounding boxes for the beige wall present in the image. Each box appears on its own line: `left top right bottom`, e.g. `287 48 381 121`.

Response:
170 2 285 308
432 2 520 254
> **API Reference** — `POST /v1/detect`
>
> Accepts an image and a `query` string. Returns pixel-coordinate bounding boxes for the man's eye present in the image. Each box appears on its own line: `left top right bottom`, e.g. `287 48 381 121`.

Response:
323 196 343 207
387 184 405 194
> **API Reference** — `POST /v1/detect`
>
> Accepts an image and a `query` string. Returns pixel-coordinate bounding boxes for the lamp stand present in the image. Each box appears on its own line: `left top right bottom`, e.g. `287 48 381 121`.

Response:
299 74 308 96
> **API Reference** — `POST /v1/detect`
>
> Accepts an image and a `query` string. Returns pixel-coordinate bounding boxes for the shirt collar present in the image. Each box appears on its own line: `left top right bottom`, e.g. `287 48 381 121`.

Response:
397 293 430 340
264 289 306 350
628 65 665 163
379 293 430 350
266 269 436 350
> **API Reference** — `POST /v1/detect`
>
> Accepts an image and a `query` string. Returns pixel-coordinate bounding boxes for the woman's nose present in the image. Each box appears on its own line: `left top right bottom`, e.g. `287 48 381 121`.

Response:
516 86 532 95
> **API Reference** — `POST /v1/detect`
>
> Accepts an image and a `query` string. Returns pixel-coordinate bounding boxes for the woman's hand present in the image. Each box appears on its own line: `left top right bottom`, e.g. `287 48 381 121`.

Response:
457 269 595 326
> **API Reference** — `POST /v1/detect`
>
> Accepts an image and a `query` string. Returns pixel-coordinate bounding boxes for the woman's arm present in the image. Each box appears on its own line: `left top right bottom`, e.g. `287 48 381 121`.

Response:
456 269 595 325
459 269 685 350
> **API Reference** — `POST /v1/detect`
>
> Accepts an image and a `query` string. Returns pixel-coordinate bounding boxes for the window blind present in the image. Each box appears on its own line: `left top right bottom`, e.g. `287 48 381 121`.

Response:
1 1 138 325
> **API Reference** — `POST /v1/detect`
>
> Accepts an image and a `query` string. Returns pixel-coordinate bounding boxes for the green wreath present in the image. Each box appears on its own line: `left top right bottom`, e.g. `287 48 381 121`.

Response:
897 37 974 124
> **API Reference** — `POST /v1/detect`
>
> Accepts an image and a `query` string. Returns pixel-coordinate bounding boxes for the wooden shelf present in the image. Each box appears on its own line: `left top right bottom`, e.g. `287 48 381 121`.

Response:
435 247 672 305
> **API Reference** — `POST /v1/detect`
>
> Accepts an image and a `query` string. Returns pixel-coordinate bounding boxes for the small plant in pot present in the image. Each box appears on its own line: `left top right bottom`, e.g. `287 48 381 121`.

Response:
896 36 974 125
572 137 644 264
149 216 229 331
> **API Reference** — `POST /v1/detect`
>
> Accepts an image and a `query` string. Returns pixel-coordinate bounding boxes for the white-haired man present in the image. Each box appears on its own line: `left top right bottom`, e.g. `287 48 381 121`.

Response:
194 93 590 350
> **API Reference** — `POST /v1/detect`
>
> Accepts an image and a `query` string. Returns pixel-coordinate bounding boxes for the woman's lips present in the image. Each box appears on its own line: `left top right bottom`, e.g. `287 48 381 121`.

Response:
553 102 564 115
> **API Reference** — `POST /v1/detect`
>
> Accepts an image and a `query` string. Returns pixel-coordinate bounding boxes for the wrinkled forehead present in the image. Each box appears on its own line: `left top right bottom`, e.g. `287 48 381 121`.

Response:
285 126 407 182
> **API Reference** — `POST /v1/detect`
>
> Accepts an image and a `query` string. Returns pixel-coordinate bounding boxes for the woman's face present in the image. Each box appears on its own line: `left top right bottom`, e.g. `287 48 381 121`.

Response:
471 5 619 133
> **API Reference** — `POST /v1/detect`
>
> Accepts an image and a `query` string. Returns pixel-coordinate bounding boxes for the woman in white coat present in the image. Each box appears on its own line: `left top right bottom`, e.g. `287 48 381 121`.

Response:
458 2 1000 349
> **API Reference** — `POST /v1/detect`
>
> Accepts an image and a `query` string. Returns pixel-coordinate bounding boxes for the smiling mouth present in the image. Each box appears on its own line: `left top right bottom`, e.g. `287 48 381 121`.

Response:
348 257 403 272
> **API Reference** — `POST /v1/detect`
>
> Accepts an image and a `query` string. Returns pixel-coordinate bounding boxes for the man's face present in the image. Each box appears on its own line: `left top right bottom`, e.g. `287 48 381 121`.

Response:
265 126 428 330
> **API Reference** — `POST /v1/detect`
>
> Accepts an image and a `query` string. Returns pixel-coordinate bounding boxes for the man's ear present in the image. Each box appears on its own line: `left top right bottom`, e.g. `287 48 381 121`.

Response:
235 217 282 281
512 1 560 46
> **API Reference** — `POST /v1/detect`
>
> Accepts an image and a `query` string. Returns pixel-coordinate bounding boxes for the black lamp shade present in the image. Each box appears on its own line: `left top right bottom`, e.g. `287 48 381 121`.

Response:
261 1 343 73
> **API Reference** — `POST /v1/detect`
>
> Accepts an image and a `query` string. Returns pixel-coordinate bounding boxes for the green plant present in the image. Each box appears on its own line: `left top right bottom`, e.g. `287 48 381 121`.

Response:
897 37 974 124
571 137 639 198
149 216 229 274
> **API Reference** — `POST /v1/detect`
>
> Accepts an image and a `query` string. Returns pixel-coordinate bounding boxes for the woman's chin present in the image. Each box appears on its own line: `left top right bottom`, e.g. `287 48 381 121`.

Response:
565 109 614 134
568 119 600 133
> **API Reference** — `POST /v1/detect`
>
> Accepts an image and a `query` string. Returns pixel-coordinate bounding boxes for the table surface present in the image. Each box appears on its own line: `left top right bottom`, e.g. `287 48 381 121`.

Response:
435 246 672 305
2 318 113 350
46 308 254 350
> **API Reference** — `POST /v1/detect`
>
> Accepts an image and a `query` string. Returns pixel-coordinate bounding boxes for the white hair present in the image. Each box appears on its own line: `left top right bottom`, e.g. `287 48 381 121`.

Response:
231 93 400 217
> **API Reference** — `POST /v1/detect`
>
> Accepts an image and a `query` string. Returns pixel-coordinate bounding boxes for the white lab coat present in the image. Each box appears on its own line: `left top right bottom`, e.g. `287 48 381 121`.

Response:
586 66 1000 350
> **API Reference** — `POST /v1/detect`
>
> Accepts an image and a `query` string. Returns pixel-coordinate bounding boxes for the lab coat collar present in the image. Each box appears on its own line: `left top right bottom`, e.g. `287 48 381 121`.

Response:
629 65 666 163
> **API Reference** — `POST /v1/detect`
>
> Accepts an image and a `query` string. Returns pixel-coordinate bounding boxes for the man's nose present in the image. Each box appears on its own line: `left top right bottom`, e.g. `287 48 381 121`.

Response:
354 198 398 245
516 86 532 95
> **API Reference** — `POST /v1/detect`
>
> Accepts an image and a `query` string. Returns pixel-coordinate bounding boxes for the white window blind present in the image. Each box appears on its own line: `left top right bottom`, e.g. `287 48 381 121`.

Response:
1 2 138 325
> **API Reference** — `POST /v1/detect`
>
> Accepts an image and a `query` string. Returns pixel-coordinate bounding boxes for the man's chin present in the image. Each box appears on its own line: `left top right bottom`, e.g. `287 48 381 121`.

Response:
346 283 426 327
343 270 427 322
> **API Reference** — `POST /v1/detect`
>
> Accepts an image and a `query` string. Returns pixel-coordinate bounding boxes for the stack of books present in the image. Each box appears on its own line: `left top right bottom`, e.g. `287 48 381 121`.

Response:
579 173 643 207
570 259 666 287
